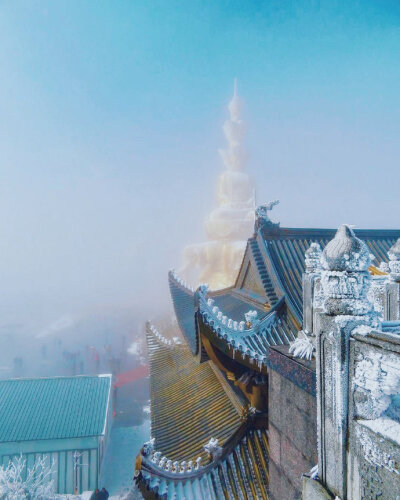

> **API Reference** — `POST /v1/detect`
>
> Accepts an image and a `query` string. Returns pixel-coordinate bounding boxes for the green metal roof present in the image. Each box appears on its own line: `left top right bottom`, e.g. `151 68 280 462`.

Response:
0 375 112 443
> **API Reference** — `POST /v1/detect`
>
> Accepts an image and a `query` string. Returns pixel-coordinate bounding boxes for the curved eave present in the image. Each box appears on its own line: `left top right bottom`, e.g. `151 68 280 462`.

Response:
135 424 269 500
197 292 316 395
198 292 299 369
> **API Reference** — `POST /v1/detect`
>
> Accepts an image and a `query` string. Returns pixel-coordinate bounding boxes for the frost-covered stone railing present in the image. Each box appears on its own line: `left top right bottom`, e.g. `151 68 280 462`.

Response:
147 322 182 347
295 236 400 363
301 226 400 500
197 285 285 369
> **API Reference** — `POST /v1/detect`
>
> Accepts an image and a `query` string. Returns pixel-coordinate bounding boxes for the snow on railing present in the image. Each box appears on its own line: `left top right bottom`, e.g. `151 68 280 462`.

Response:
148 323 182 347
142 438 203 474
169 269 196 293
198 288 278 369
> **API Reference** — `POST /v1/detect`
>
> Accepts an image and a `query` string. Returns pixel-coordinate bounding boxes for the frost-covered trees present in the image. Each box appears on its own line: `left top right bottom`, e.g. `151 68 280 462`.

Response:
0 455 55 499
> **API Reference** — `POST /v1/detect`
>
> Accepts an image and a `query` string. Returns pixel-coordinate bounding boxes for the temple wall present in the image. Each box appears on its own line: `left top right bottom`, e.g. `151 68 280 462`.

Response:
268 368 317 500
347 331 400 499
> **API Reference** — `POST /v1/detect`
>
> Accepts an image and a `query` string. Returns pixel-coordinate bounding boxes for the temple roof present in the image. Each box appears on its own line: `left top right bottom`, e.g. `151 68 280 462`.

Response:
136 324 270 499
260 226 399 321
136 427 269 500
169 224 400 377
145 323 243 463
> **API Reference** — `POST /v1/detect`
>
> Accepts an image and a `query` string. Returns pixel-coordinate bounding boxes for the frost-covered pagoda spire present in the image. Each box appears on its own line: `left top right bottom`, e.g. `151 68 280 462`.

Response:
219 77 247 172
180 80 255 290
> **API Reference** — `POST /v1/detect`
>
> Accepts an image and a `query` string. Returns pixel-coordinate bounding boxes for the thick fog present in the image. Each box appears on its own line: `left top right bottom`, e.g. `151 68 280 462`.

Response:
1 1 400 361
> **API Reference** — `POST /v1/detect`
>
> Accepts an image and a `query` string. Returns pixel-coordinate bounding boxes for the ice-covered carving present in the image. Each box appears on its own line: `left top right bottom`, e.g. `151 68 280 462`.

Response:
368 276 387 318
320 225 373 316
322 225 371 272
151 451 161 464
305 242 322 274
142 438 155 456
255 200 280 230
355 421 400 475
244 310 258 326
353 349 400 419
388 238 400 282
204 437 223 460
289 330 315 360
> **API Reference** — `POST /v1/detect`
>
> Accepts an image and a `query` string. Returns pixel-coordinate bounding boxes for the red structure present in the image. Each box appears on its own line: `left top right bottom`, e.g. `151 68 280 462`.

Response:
113 364 149 388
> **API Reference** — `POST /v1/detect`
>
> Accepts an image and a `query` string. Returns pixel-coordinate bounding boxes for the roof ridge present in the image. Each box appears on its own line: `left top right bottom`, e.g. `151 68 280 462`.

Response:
0 374 112 382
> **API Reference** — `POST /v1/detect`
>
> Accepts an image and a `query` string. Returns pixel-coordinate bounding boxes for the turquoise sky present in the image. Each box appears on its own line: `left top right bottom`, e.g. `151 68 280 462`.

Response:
1 1 400 321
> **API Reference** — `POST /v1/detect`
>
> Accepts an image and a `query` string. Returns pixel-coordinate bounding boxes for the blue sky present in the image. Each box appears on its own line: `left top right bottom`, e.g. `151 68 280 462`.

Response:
1 1 400 322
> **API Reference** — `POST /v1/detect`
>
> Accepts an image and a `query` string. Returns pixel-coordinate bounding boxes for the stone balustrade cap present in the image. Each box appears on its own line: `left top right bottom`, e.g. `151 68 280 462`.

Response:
322 224 370 272
389 238 400 260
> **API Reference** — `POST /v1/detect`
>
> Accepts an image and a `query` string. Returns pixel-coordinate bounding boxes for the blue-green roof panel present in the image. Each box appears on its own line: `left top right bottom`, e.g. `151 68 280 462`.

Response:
0 375 112 442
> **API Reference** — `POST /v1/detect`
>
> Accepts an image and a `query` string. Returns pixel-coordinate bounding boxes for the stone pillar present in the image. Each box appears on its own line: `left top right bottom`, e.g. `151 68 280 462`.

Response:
315 225 374 499
385 238 400 321
302 242 322 334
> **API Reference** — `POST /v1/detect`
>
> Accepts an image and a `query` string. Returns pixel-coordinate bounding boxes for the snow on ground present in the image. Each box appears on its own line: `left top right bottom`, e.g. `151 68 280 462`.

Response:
100 419 150 495
127 342 141 356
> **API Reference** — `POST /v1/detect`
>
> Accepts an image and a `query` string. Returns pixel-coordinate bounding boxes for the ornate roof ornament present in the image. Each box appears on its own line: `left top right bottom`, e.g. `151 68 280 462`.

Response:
305 242 322 274
204 437 222 461
388 238 400 282
255 200 280 231
142 438 155 456
320 225 373 316
244 309 258 327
